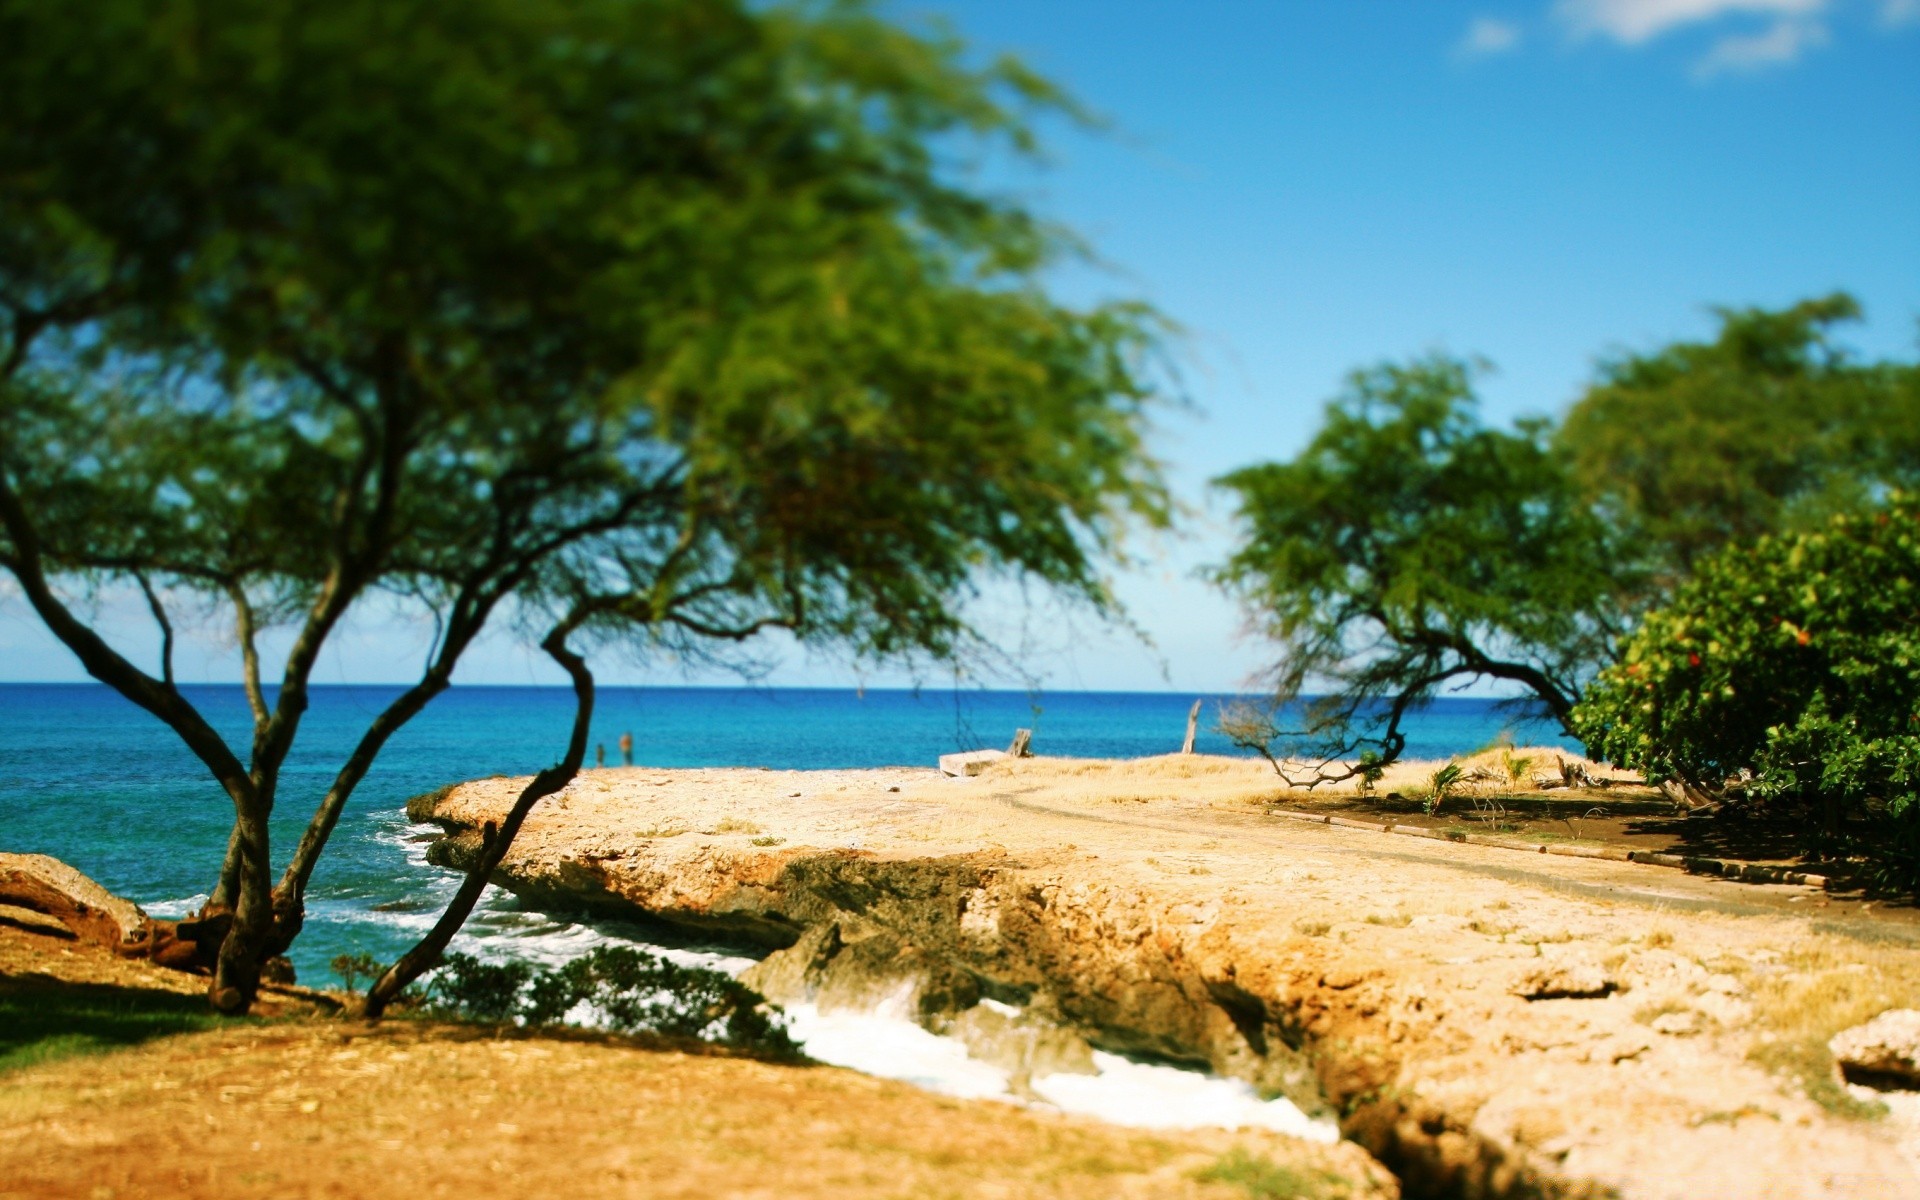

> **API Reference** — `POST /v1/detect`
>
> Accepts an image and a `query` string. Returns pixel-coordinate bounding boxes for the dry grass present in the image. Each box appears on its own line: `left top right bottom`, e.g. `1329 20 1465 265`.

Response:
1741 941 1920 1119
0 957 1390 1200
706 817 764 835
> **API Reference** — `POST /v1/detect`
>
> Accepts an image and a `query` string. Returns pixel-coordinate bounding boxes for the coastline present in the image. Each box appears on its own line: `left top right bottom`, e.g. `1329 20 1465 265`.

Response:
412 755 1920 1200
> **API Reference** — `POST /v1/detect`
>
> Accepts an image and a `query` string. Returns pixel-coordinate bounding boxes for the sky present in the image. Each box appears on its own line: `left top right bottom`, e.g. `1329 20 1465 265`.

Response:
1 0 1916 693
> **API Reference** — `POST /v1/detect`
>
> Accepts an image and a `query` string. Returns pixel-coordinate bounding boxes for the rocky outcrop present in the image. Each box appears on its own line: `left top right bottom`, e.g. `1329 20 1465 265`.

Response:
410 763 1920 1200
1831 1010 1920 1090
0 852 279 978
0 853 155 952
419 798 1593 1198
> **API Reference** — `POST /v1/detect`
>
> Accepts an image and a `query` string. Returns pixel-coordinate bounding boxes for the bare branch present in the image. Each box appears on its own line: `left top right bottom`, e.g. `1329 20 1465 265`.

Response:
134 572 177 691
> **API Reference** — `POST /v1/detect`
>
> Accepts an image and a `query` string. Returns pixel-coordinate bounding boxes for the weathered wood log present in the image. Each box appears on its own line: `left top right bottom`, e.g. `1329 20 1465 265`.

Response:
939 749 1008 777
1007 728 1034 758
1180 699 1202 755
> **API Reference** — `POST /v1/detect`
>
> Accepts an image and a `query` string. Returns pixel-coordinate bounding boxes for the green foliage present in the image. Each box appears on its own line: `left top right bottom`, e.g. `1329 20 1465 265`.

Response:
328 953 384 995
1559 294 1920 579
0 0 1169 1001
426 948 797 1056
1503 750 1535 784
1211 356 1633 778
1574 497 1920 890
1424 762 1465 817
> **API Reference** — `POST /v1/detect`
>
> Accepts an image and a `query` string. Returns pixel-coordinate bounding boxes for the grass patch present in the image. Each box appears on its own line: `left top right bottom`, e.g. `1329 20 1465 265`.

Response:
750 835 786 847
1194 1149 1357 1199
1294 919 1332 938
708 817 763 835
1748 1037 1887 1120
1740 941 1920 1120
0 980 230 1073
1362 912 1412 928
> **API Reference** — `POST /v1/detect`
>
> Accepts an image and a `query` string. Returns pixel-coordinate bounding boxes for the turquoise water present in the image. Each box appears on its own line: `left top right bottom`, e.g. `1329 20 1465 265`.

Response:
0 683 1570 982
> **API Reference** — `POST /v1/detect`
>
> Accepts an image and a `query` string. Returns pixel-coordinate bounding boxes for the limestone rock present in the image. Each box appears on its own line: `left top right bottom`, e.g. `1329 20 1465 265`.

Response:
0 902 76 938
1511 950 1614 1000
1830 1009 1920 1089
0 852 152 951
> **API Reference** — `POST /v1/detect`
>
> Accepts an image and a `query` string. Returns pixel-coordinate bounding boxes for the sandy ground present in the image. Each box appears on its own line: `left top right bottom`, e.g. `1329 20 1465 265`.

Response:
0 927 1391 1200
421 754 1920 1199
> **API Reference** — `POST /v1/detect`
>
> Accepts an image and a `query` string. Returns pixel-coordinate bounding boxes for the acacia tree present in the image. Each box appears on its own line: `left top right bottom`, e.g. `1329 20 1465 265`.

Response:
1210 301 1919 787
1209 357 1636 784
1558 294 1920 582
0 0 1167 1013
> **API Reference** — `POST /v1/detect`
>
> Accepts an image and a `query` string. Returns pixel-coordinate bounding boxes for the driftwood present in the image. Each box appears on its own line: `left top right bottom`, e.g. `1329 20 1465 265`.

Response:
1007 728 1034 758
1180 699 1202 755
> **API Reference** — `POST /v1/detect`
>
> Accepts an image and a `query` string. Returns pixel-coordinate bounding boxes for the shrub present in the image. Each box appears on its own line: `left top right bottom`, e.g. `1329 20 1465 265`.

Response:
426 948 797 1057
329 952 385 995
1573 497 1920 890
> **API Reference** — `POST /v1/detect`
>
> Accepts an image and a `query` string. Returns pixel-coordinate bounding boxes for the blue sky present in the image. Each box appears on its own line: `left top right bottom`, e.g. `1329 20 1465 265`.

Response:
1 0 1916 692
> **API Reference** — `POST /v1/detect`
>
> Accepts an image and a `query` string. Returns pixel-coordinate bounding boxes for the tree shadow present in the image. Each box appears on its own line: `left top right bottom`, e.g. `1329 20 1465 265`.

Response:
1620 814 1813 863
0 973 227 1072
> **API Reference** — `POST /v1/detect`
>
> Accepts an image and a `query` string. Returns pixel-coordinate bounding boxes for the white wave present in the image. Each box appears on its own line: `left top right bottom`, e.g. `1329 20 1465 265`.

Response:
781 1002 1013 1101
142 893 208 918
774 995 1337 1140
1033 1052 1338 1141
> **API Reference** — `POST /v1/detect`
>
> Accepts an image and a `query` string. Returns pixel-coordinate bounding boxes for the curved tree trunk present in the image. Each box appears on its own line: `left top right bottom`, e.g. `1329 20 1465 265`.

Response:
363 621 594 1019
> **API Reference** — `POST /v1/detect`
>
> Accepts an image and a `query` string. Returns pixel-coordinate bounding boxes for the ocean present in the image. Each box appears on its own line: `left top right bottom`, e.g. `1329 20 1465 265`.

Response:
0 681 1567 1131
0 682 1568 982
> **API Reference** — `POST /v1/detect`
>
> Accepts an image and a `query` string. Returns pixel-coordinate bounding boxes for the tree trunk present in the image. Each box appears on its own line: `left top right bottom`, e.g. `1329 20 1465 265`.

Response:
210 805 273 1012
1180 699 1202 754
363 623 594 1019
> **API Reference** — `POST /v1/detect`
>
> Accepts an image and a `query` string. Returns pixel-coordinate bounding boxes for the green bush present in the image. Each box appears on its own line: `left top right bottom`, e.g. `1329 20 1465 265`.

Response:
1573 497 1920 890
426 948 797 1057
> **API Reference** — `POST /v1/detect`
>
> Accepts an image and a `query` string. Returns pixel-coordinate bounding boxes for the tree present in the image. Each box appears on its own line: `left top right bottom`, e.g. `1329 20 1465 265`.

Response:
0 0 1167 1013
1210 357 1634 783
1572 498 1920 891
1557 294 1920 582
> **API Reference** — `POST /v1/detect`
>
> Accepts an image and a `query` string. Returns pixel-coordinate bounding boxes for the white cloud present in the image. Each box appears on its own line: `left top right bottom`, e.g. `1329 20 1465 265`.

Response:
1882 0 1920 26
1692 15 1831 73
1457 16 1525 57
1556 0 1827 43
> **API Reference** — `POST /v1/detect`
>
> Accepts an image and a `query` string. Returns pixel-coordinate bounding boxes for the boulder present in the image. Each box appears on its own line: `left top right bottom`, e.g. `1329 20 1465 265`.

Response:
1511 949 1614 1000
1830 1009 1920 1089
0 852 153 952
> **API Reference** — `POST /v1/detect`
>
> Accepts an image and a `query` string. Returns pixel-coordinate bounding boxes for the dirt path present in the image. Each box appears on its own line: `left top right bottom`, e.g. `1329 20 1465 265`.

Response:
413 755 1920 1199
991 790 1920 938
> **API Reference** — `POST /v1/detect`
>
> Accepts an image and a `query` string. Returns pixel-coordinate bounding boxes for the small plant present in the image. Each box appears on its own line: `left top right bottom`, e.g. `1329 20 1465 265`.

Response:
1424 762 1464 817
1294 919 1332 937
1503 750 1535 784
330 952 386 995
749 835 786 847
1355 750 1385 795
709 818 762 835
